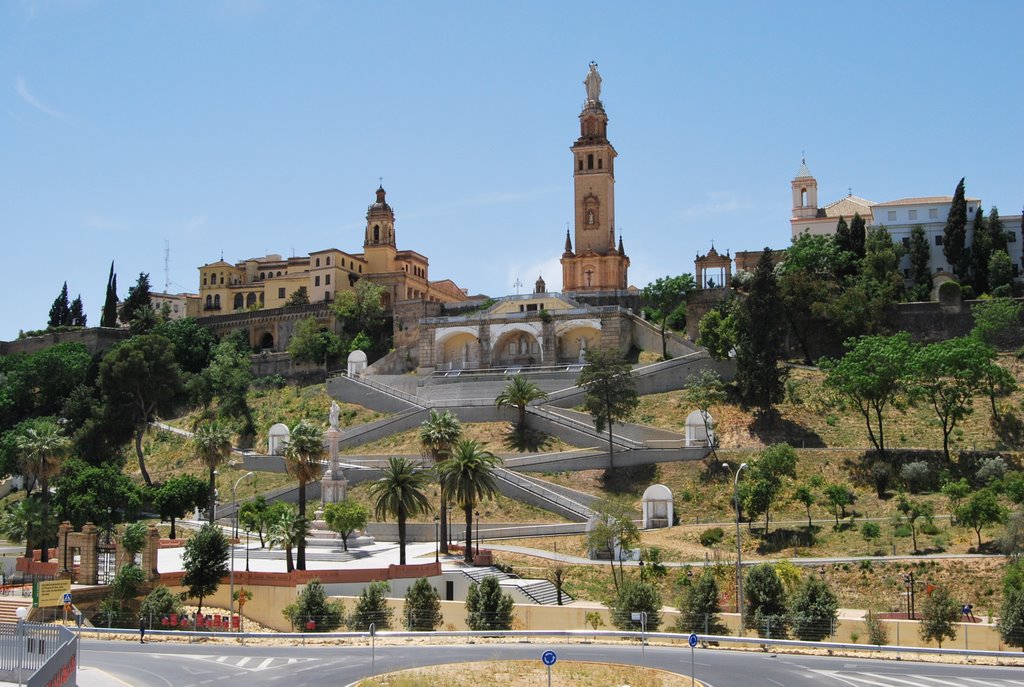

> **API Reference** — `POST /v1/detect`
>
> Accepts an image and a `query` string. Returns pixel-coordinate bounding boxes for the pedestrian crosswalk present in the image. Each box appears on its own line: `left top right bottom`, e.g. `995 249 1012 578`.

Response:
189 655 315 672
811 670 1024 687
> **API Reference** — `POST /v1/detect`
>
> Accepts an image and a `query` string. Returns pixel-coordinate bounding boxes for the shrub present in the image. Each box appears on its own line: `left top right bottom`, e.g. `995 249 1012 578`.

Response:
346 580 392 631
870 461 893 498
284 579 345 632
937 281 961 304
699 527 724 547
609 579 662 632
900 461 934 494
860 522 881 542
865 609 890 646
977 456 1008 485
466 576 514 631
745 563 787 637
674 570 727 636
789 575 839 641
140 585 183 620
403 578 442 631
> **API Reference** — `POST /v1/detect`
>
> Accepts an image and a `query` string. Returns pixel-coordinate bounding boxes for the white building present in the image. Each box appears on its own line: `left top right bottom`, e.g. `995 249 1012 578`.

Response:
790 161 1022 283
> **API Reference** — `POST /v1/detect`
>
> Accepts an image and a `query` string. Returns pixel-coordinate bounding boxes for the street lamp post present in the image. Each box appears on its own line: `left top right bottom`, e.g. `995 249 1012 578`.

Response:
229 472 254 632
434 516 439 563
723 462 748 635
475 511 481 557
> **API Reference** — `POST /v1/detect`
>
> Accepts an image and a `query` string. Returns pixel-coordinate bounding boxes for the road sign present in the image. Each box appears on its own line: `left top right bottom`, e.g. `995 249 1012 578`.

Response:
32 579 71 608
62 593 72 604
541 650 557 666
688 633 698 648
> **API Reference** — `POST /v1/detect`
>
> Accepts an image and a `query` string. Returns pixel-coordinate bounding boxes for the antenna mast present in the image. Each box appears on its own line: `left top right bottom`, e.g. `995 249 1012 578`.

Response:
164 240 170 291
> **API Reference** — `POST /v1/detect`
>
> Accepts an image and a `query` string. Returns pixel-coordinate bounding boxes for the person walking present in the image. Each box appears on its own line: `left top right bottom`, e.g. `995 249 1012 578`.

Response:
139 615 146 644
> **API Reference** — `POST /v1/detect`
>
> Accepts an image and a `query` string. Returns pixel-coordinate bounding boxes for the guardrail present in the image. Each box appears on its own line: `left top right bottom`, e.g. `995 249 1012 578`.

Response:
340 373 425 407
75 627 1024 659
494 468 594 521
529 406 644 450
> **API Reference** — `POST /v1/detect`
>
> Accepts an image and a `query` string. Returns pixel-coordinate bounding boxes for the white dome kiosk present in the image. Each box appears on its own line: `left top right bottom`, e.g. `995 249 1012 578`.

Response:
268 423 290 455
641 484 674 529
684 410 714 447
347 349 368 377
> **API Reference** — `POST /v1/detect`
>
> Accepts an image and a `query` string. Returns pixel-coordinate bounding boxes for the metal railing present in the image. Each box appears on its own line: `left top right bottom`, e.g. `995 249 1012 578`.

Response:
529 406 644 450
0 621 74 684
338 373 425 407
493 467 594 521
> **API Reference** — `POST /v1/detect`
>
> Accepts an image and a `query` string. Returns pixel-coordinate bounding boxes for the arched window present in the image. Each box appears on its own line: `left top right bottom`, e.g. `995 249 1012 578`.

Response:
373 225 380 243
234 293 244 309
260 272 265 280
325 274 331 285
326 257 331 266
598 158 603 169
315 258 321 267
246 292 256 307
801 188 808 207
587 154 594 170
213 294 221 308
205 295 212 308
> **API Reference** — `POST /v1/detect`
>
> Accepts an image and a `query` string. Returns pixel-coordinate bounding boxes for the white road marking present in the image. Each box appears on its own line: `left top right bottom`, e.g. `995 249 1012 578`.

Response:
236 657 251 667
255 658 274 671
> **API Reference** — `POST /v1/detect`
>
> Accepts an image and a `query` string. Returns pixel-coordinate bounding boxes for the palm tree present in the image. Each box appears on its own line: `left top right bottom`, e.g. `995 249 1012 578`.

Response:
369 457 432 565
495 375 548 430
0 497 49 558
419 409 462 554
439 439 501 565
192 421 234 524
266 506 307 573
283 421 325 570
16 422 70 562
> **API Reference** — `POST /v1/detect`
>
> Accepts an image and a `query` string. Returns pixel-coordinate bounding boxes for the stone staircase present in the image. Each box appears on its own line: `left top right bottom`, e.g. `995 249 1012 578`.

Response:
0 595 32 623
459 566 572 605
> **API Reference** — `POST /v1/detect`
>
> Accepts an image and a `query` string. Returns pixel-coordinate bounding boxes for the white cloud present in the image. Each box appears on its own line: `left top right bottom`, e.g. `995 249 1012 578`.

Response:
15 76 71 122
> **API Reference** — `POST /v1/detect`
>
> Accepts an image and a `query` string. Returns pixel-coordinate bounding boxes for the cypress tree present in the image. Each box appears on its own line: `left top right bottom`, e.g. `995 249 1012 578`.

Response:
101 261 119 328
971 207 989 294
48 282 71 328
735 248 788 419
848 212 867 261
943 178 968 279
834 216 851 253
908 225 932 301
69 295 86 327
119 272 152 324
989 207 1007 253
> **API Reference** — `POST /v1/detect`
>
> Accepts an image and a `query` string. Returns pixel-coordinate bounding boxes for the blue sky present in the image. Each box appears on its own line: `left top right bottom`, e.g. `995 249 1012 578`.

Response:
2 1 1022 340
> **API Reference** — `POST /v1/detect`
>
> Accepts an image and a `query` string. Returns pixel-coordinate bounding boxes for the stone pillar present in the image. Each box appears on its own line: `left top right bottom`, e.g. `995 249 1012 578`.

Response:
321 427 348 504
56 522 73 578
79 523 99 586
141 524 160 580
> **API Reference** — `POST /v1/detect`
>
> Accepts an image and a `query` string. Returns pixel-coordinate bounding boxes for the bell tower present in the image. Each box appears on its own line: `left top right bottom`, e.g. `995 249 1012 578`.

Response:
561 63 629 293
364 185 397 273
791 158 818 220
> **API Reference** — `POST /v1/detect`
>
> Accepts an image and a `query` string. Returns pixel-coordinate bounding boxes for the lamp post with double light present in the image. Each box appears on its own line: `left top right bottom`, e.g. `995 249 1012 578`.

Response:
229 471 254 631
723 462 748 634
434 515 439 563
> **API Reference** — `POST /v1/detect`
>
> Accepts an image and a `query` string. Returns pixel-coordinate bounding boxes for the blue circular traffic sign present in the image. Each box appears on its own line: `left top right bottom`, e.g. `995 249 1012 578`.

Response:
541 650 557 666
688 633 698 648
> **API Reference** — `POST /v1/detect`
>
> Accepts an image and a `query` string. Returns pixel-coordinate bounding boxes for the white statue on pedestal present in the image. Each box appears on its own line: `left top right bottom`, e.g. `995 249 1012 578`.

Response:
329 401 340 431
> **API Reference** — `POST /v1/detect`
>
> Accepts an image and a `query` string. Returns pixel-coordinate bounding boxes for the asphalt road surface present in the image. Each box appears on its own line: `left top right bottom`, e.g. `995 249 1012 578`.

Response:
81 639 1024 687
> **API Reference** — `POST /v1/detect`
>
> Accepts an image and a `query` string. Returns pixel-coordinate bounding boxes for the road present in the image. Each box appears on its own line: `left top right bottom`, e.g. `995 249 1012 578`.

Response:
81 639 1024 687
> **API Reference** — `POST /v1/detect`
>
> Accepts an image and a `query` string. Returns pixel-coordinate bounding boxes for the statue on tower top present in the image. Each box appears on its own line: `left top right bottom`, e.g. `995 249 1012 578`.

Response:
584 61 601 102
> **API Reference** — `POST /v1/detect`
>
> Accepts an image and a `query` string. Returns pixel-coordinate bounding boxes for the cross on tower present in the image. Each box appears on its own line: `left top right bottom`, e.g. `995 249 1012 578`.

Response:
513 278 523 295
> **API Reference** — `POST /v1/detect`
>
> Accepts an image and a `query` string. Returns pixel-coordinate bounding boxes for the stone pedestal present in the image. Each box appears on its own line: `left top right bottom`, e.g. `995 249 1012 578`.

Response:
321 427 348 505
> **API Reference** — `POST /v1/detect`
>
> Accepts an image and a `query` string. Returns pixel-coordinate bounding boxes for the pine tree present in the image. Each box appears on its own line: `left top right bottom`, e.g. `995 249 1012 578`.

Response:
119 272 152 324
47 282 71 328
69 296 86 327
848 212 867 261
943 178 969 279
735 248 787 419
908 225 933 301
101 262 119 328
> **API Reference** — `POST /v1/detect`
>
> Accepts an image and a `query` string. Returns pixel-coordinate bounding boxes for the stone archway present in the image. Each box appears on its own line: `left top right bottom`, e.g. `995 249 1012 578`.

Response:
434 328 481 370
555 320 602 363
492 329 542 366
259 332 274 350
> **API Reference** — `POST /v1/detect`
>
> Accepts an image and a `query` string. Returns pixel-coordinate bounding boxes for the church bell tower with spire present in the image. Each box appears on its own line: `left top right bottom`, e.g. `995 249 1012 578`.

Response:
561 62 629 293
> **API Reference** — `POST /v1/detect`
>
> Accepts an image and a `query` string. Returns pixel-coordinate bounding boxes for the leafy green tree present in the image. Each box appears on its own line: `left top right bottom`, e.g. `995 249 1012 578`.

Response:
642 274 695 358
192 421 233 524
743 444 797 533
912 337 995 461
110 563 145 608
140 585 183 620
119 272 152 324
907 225 933 301
745 563 788 637
861 521 881 543
51 458 141 531
972 298 1023 348
99 334 183 486
283 420 325 569
681 369 725 461
266 504 307 573
120 521 147 563
334 280 387 330
152 318 218 374
47 282 71 328
919 586 960 647
200 342 256 441
941 477 971 525
792 483 816 529
697 298 740 360
943 178 969 279
988 251 1014 296
609 579 662 631
957 488 1007 549
1000 585 1024 649
1 343 91 426
323 500 370 552
777 233 850 363
181 523 229 617
16 420 70 561
371 456 432 566
466 576 514 631
238 496 271 547
346 580 393 630
100 261 119 328
585 498 640 593
284 286 309 307
896 494 934 553
404 577 443 631
69 295 86 327
789 574 839 641
419 409 462 554
284 579 344 631
152 474 208 539
288 316 347 366
824 483 855 527
675 569 726 635
128 305 158 335
821 333 916 456
735 248 787 419
577 349 639 467
495 375 548 431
